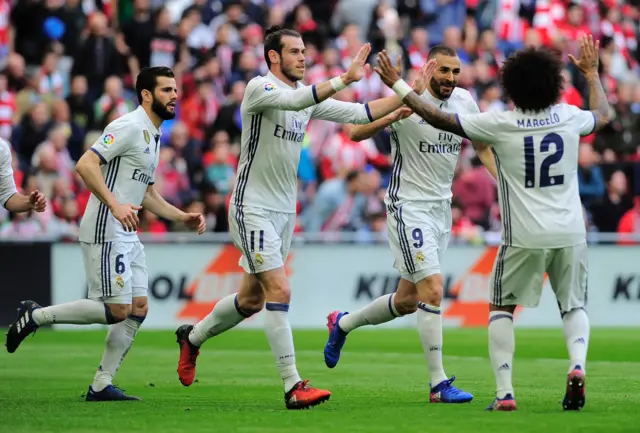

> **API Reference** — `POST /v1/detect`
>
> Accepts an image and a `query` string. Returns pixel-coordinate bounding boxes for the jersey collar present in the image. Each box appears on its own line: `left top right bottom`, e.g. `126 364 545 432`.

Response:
136 106 162 137
267 71 301 90
422 88 448 108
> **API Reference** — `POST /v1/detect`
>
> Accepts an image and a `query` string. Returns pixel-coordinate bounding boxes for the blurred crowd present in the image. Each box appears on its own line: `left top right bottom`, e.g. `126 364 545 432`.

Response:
0 0 639 243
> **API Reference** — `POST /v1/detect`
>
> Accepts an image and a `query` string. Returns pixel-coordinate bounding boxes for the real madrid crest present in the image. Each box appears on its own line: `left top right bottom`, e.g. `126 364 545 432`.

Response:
143 130 150 144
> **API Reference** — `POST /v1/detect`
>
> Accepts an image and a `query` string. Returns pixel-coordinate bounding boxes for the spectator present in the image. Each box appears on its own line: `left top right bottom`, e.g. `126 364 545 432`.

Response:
591 170 632 233
577 143 605 208
617 194 640 245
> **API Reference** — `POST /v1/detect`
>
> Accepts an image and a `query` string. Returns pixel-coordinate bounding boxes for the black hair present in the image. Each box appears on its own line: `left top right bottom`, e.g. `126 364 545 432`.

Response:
500 47 563 113
427 44 458 60
263 25 302 69
135 66 175 104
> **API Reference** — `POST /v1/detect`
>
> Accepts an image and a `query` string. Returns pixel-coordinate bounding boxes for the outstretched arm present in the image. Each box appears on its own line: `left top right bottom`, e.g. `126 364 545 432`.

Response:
374 53 470 139
348 107 412 141
245 43 373 113
400 91 469 139
568 35 611 132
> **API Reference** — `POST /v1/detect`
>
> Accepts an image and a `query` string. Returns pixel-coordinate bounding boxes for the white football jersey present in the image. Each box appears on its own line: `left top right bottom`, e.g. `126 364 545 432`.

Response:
231 71 374 213
0 138 17 207
385 87 479 211
79 107 161 244
457 104 596 248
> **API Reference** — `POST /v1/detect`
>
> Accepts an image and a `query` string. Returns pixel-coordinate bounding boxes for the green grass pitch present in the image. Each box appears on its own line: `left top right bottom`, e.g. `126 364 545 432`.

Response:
1 328 639 433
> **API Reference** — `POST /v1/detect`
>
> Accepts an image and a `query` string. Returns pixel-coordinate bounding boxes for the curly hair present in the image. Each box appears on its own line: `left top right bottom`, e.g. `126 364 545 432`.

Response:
500 47 564 113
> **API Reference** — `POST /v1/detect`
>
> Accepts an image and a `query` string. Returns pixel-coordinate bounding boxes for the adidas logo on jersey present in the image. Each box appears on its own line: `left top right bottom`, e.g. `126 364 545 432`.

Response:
143 147 150 154
418 118 427 124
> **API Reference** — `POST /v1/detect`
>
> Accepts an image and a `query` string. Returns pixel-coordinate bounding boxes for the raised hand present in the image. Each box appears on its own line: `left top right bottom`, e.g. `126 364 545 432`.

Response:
374 50 401 88
344 43 372 84
568 34 600 76
412 59 437 94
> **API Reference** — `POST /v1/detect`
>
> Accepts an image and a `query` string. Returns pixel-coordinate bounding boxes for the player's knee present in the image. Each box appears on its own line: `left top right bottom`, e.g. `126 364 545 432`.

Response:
394 294 419 315
416 273 444 306
131 297 148 319
257 268 291 303
106 303 131 322
236 291 265 316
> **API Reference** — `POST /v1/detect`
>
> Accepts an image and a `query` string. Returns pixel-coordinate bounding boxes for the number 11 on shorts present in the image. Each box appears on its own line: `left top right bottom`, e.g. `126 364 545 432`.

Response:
250 230 264 252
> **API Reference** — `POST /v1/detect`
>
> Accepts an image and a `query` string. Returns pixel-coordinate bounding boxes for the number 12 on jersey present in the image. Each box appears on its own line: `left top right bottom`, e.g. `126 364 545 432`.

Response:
523 133 565 188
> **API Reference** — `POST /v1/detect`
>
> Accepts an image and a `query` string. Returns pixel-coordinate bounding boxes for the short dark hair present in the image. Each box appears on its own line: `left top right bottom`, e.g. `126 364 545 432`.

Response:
263 25 301 69
500 47 563 113
135 66 175 104
427 45 457 60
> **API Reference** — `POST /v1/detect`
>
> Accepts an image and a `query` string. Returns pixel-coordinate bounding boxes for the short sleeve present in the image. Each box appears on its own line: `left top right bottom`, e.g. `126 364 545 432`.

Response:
565 104 597 136
0 141 17 206
455 111 498 143
90 121 134 164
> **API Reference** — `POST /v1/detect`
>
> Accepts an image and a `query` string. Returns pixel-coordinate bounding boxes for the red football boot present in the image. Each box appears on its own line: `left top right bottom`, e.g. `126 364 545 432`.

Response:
175 325 200 386
284 380 331 410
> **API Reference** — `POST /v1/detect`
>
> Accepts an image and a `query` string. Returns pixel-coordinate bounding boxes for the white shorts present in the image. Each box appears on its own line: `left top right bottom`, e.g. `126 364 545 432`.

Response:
81 241 148 304
488 243 588 312
387 201 452 283
228 204 296 274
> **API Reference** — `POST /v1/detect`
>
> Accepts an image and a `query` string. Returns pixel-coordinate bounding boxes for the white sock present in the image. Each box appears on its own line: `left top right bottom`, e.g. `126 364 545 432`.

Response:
417 303 448 387
32 299 114 326
338 294 400 333
488 310 515 399
189 294 249 347
562 308 589 374
264 302 301 392
92 315 144 392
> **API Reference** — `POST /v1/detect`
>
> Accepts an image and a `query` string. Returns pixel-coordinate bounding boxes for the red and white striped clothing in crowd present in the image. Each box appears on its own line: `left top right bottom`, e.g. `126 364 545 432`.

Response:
319 131 389 180
305 64 344 86
532 0 566 45
407 44 428 71
0 0 10 51
0 90 15 141
38 69 64 98
494 0 528 43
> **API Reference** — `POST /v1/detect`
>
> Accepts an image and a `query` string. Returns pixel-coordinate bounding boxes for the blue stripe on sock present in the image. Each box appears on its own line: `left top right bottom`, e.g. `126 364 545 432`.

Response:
418 302 441 315
128 314 145 323
388 294 400 317
489 313 513 323
265 302 289 312
234 295 252 318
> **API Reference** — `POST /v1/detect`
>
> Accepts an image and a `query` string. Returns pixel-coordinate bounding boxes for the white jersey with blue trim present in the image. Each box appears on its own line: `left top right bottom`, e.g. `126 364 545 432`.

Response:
456 103 596 248
385 87 479 211
231 71 375 213
0 138 18 207
79 107 161 244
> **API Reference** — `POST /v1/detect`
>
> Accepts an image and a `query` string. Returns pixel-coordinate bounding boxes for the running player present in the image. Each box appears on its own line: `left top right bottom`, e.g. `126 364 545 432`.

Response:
375 35 609 411
323 45 497 404
174 26 418 410
5 67 206 401
0 139 46 214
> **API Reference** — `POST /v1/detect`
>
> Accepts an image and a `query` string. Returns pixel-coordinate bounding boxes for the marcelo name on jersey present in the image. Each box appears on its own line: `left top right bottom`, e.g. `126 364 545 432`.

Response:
273 118 305 143
419 132 461 154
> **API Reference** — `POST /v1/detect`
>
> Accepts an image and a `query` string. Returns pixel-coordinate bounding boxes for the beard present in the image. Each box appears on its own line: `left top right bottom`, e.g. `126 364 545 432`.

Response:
281 64 304 83
151 98 175 120
430 77 456 100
